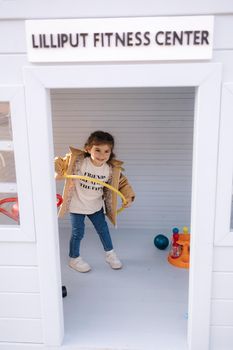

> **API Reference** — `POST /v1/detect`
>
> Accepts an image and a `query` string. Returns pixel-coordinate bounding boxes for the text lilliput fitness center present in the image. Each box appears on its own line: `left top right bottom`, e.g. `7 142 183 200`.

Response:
31 30 210 49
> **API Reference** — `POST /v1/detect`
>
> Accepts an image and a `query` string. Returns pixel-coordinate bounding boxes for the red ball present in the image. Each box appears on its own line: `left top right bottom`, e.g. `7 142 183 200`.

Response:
11 203 19 220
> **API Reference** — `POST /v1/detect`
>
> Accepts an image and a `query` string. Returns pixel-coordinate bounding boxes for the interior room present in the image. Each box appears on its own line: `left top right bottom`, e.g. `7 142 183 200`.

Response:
51 86 194 349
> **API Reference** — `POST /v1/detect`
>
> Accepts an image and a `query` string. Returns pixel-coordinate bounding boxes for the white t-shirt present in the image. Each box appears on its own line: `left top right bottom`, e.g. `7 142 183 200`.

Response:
69 157 110 214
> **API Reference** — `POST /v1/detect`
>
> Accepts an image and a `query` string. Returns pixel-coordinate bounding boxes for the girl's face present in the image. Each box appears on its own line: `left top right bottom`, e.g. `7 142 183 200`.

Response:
87 144 112 166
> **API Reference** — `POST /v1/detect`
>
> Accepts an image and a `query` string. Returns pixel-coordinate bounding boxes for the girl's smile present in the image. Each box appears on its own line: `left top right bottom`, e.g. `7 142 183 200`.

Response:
88 144 111 166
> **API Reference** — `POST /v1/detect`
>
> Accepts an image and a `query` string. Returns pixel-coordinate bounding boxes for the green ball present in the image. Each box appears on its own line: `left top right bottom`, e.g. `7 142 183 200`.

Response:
154 234 169 250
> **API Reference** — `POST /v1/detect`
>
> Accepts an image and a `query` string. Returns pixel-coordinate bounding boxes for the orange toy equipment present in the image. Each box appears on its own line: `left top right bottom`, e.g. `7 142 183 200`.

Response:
167 226 190 269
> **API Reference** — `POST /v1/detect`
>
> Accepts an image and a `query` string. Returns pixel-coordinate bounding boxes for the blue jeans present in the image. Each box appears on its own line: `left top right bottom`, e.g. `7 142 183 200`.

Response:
69 208 113 258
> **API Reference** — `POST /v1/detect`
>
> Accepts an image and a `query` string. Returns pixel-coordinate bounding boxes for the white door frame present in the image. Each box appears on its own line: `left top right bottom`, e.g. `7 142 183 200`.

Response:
214 83 233 246
23 63 222 349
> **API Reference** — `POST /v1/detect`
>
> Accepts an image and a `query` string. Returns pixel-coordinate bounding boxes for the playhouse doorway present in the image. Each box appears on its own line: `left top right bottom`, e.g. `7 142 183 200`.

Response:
24 63 221 349
51 86 194 349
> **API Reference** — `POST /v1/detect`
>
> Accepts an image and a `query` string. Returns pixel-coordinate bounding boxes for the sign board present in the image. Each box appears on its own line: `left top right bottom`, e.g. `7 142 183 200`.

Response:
25 16 214 62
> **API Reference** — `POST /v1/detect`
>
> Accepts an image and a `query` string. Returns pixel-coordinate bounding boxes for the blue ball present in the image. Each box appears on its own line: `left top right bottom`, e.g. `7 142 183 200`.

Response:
172 227 179 234
154 234 169 250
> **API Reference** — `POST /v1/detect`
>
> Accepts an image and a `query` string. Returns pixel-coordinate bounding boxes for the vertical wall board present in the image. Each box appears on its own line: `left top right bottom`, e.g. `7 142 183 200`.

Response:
0 319 43 343
187 65 222 350
210 326 233 350
214 83 233 246
212 272 233 299
210 59 233 344
213 247 233 271
0 267 40 293
0 293 41 318
211 300 233 326
0 243 37 266
24 69 64 346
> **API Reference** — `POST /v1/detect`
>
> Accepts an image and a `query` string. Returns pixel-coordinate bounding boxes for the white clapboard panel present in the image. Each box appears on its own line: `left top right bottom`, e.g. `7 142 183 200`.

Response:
0 293 41 318
210 326 233 350
0 319 43 343
213 247 233 272
212 272 233 300
211 300 233 326
0 267 40 293
0 242 37 266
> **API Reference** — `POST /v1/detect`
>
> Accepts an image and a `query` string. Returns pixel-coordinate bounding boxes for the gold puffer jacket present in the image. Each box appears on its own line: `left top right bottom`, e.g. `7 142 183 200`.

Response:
54 147 135 226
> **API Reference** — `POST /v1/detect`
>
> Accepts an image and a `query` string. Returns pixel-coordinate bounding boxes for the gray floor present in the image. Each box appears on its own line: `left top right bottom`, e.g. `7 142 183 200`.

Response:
59 226 189 350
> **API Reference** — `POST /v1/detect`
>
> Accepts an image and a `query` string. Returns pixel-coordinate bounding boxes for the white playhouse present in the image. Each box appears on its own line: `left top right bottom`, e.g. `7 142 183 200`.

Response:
0 2 233 350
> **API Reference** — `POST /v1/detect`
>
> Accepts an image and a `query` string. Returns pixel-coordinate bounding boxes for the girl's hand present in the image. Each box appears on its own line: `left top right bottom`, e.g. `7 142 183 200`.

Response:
123 199 132 208
55 157 65 176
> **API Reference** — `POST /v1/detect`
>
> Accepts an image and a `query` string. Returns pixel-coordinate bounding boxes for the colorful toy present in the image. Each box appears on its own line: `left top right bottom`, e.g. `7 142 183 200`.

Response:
168 226 190 269
0 194 63 223
172 227 179 234
0 197 19 222
169 227 181 258
56 193 63 207
154 234 169 250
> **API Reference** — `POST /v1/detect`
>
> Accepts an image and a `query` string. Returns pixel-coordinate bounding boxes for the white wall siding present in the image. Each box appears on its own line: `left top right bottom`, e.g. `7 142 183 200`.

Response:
0 293 41 318
214 16 233 50
0 56 28 85
51 87 194 232
0 1 233 19
0 265 43 343
212 272 233 300
0 52 43 344
210 247 233 349
0 266 39 293
0 20 26 54
0 319 43 343
1 16 233 54
210 326 233 350
0 243 37 266
211 300 233 326
213 247 233 271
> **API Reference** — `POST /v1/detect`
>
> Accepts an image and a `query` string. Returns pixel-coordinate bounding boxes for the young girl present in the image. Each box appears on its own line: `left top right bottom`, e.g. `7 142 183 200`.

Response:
55 131 135 273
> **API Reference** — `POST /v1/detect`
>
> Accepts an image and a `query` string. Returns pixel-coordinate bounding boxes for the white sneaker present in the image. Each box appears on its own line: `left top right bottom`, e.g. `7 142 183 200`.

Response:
69 257 91 273
106 250 123 269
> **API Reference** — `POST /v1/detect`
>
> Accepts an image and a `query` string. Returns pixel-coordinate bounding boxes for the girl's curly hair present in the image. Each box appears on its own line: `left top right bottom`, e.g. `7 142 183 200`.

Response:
84 130 115 161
